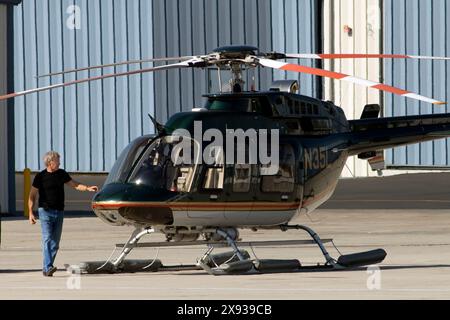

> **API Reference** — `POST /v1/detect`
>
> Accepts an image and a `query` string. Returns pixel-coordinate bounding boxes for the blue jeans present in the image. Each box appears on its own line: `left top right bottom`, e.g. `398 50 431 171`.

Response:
39 208 64 273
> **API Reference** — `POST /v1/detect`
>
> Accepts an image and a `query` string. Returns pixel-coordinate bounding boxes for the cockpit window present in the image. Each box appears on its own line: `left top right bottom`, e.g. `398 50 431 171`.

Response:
104 135 155 185
127 136 199 192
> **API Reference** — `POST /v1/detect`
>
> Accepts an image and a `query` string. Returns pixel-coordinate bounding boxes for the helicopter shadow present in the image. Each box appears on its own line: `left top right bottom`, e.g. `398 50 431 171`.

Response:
172 264 450 277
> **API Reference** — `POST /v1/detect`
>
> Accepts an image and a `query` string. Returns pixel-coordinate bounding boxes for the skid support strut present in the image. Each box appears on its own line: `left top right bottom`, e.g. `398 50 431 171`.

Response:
197 228 252 275
280 225 341 268
112 228 155 269
215 228 246 261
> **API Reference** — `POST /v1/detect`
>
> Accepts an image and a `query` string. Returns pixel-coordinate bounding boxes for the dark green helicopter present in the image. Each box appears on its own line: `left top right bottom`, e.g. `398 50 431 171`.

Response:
3 46 450 275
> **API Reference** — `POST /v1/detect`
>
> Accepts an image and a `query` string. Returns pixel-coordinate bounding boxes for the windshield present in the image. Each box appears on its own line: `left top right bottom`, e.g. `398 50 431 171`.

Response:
127 136 199 192
104 135 155 185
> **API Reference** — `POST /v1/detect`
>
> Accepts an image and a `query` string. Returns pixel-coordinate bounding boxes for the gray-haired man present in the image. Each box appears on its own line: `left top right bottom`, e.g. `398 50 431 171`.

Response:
28 151 98 277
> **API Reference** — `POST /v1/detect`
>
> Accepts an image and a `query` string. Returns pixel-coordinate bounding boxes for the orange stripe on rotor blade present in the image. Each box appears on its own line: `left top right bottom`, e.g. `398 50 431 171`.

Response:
0 93 19 101
280 64 347 79
372 84 409 96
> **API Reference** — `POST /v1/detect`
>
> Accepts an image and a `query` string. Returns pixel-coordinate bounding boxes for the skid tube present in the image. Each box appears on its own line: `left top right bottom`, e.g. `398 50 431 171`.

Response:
197 225 387 275
72 225 387 275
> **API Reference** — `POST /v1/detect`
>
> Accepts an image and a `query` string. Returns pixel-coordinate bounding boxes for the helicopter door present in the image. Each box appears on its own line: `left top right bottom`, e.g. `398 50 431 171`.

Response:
187 147 226 222
224 164 256 224
254 144 297 224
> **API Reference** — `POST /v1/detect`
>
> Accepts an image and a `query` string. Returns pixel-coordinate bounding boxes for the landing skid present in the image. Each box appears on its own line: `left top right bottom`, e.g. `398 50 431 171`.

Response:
71 225 387 275
197 225 387 275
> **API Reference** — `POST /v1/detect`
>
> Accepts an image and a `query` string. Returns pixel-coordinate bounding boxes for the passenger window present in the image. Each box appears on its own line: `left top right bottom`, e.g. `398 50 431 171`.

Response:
295 101 300 115
287 99 294 114
233 164 252 193
313 104 319 115
301 102 307 114
260 97 273 117
261 145 295 193
175 167 195 192
203 167 224 190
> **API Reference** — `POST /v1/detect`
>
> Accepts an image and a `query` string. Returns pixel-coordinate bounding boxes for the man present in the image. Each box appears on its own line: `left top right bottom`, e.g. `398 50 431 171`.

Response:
28 151 98 277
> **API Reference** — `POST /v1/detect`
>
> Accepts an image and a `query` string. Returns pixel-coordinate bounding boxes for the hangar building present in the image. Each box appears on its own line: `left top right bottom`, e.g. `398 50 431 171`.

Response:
1 0 450 214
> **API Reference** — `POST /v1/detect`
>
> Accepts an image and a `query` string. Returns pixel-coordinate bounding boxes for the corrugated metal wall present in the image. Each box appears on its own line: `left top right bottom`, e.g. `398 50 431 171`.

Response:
384 0 450 168
14 0 320 173
13 0 155 172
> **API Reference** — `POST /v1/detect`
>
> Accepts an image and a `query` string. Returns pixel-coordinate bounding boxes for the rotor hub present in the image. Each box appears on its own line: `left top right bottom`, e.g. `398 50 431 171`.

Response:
213 45 259 60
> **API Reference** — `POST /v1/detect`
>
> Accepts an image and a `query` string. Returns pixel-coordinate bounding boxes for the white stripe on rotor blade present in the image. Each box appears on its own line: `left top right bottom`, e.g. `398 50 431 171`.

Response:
402 93 442 104
409 55 450 60
285 54 322 59
258 58 288 69
343 76 378 87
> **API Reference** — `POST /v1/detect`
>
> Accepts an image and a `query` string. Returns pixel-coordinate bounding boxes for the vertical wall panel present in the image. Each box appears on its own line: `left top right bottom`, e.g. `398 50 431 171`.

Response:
404 0 420 166
179 0 194 110
101 1 117 171
140 0 155 135
62 0 77 171
385 0 450 168
22 0 39 169
87 0 104 171
35 0 52 166
432 0 447 166
113 0 129 161
75 0 91 171
257 0 273 91
127 0 143 143
48 0 65 169
13 5 25 170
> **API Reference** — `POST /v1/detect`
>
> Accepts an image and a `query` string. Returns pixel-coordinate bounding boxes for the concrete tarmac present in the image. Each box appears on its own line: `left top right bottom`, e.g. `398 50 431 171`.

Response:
1 209 450 300
3 172 450 299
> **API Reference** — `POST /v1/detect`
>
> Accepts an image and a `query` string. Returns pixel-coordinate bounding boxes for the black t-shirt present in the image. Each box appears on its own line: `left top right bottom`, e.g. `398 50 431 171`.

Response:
32 169 72 211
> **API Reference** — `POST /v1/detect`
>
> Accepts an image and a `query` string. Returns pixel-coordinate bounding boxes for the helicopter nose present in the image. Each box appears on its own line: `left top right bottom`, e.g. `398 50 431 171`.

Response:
92 183 175 225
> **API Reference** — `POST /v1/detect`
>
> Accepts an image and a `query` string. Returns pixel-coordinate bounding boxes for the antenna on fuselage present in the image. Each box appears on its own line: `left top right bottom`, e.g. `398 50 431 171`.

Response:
148 114 166 135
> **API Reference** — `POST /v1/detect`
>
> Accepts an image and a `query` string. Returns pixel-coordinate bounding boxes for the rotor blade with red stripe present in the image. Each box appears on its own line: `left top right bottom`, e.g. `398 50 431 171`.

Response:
36 56 195 78
258 58 446 105
284 53 450 60
0 58 203 102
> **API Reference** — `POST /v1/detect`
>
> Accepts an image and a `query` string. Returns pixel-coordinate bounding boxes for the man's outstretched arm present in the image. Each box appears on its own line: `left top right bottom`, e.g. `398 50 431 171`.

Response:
66 180 99 193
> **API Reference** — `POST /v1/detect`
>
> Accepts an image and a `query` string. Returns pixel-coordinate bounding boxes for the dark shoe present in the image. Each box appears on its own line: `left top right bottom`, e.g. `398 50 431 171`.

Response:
43 266 57 277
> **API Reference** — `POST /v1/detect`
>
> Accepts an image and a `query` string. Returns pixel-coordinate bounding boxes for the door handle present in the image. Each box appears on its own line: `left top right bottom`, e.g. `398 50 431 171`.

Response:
210 195 218 201
281 195 289 201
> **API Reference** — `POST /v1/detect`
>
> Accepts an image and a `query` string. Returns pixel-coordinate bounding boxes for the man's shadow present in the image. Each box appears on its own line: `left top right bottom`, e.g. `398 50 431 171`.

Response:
0 269 43 274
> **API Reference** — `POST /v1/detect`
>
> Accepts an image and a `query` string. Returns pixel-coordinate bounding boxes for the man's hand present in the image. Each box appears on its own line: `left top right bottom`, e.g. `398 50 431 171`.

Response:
29 213 37 225
67 180 99 193
87 186 99 193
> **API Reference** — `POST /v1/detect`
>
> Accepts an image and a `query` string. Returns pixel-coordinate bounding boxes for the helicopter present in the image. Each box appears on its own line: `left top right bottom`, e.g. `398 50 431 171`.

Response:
2 45 450 275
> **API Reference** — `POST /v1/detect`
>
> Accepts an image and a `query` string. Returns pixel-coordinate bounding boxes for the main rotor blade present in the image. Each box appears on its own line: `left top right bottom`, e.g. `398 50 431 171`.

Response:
0 59 201 102
258 58 446 105
284 53 450 60
36 56 195 78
